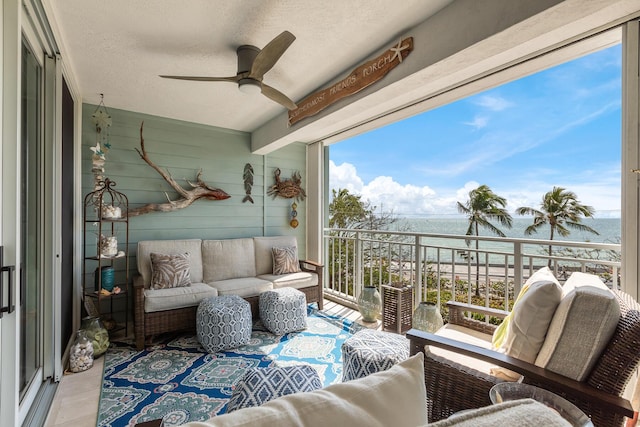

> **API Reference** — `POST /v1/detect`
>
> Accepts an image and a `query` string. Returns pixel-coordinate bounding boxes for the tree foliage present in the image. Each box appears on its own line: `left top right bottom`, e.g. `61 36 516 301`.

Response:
457 184 513 295
516 186 598 264
329 188 396 230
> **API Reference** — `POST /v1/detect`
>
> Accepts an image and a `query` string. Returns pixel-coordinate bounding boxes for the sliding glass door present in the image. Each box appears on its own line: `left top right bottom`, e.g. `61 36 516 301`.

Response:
19 39 43 407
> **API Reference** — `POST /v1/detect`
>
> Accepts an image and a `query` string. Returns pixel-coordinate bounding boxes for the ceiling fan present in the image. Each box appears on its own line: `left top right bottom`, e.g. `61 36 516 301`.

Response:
160 31 297 110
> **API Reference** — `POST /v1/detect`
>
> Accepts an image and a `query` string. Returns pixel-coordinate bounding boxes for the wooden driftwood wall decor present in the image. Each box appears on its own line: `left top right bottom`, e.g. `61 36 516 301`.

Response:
127 122 230 217
267 168 306 201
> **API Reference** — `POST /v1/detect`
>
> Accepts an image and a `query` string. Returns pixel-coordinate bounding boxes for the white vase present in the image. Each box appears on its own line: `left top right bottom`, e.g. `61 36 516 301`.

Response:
413 302 444 333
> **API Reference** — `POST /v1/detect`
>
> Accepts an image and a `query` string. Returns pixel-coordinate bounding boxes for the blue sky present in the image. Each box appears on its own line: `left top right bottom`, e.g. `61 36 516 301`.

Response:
329 44 622 218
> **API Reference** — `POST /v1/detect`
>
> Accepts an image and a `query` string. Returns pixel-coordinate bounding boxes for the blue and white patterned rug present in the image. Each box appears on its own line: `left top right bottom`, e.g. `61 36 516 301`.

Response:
97 306 363 427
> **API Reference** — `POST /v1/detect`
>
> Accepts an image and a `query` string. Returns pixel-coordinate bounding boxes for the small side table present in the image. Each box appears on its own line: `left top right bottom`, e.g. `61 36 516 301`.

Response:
382 284 414 334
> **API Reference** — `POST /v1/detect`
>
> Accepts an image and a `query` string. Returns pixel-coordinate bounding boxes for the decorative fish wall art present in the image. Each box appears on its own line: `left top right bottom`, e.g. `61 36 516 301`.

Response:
242 163 254 203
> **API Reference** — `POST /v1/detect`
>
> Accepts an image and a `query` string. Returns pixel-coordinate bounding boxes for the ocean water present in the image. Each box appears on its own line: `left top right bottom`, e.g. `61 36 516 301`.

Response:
392 217 621 244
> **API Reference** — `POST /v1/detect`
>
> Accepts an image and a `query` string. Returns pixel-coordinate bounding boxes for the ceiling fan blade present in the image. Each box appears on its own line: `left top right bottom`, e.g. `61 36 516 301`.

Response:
249 31 296 79
261 83 297 110
159 75 240 83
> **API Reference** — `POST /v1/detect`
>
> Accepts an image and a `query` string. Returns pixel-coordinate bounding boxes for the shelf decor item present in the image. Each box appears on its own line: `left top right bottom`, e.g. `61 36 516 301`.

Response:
413 301 444 333
357 285 381 323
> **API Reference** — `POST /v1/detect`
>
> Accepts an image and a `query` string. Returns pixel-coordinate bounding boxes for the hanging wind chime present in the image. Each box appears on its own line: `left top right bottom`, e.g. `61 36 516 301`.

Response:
90 94 112 189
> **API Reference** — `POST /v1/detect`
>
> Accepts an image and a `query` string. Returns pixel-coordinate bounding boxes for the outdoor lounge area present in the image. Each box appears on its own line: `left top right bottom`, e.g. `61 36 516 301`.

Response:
44 264 640 426
5 1 640 427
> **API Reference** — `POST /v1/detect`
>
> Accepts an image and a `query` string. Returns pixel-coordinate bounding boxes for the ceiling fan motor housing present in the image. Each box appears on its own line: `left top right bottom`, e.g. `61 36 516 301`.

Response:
236 45 260 75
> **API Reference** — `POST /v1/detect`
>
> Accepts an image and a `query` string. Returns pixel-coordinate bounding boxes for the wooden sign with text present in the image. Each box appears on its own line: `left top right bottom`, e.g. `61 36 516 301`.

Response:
288 37 414 126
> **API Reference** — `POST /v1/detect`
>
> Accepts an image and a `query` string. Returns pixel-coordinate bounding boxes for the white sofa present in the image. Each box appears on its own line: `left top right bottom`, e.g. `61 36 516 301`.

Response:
134 236 323 350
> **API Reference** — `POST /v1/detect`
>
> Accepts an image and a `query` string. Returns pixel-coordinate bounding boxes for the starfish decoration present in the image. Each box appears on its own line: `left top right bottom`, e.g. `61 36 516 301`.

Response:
390 39 410 63
89 142 105 159
103 142 112 150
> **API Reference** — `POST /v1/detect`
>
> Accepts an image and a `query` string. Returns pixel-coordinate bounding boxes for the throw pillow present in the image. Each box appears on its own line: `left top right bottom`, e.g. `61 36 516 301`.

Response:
272 246 301 275
226 365 322 412
493 267 562 363
150 252 191 289
179 353 427 427
492 266 558 349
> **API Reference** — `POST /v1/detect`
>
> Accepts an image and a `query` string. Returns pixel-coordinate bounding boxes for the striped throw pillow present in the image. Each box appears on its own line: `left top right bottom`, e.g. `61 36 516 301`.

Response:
150 252 191 289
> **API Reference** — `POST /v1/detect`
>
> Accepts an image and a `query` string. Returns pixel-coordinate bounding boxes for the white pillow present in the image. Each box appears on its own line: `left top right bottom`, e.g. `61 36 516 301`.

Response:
497 267 562 363
179 353 427 427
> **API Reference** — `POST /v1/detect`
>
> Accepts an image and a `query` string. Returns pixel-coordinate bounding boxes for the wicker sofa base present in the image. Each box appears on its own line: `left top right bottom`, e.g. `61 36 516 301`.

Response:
135 284 323 350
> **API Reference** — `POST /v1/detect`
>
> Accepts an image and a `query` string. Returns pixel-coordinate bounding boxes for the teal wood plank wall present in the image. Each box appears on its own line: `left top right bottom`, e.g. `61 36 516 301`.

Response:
82 104 308 292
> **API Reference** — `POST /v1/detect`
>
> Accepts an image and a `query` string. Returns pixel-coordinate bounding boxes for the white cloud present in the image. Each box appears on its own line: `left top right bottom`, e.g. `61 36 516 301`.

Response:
329 160 363 194
475 95 513 111
464 115 489 129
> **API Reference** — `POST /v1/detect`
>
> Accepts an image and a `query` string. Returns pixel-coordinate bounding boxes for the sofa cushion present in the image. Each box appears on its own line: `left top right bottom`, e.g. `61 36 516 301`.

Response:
138 239 203 288
257 271 317 290
209 277 273 297
150 252 191 289
535 276 620 381
494 267 562 363
144 283 218 313
202 238 256 283
429 399 572 427
254 236 298 276
179 352 427 427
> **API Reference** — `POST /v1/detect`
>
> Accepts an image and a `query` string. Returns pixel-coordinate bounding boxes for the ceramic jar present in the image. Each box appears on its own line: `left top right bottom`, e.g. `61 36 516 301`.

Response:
413 301 444 333
69 330 94 372
357 285 381 323
81 316 110 357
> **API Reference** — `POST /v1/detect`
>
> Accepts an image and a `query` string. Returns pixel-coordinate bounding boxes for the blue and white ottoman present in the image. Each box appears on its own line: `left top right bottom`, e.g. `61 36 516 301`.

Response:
196 295 252 353
226 365 322 412
341 329 410 382
259 288 307 335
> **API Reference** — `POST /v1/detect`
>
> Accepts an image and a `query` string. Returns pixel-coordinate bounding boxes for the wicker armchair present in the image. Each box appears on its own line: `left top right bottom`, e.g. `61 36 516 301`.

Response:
407 289 640 427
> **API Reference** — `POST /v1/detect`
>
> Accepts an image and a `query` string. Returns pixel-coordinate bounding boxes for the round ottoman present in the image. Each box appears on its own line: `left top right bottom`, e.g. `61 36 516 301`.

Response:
259 288 307 335
341 329 409 382
196 295 252 353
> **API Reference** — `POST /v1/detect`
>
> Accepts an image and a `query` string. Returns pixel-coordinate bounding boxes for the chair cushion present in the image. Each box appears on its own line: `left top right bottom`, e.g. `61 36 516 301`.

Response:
257 271 317 290
430 323 498 376
272 246 301 275
493 267 562 363
150 252 191 289
143 283 218 313
535 274 620 381
202 238 256 282
226 365 322 412
179 353 427 427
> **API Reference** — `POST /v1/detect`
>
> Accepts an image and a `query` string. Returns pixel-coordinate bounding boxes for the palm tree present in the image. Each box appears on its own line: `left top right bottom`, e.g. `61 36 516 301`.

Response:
516 186 599 266
457 185 513 296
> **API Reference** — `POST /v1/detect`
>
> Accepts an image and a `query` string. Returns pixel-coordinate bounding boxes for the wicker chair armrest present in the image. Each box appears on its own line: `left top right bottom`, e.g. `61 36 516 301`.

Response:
446 301 507 335
133 274 145 289
447 301 509 319
299 259 323 271
406 328 634 419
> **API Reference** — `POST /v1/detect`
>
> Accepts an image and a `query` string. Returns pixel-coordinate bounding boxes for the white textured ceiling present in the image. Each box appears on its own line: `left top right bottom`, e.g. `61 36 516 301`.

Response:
47 0 453 132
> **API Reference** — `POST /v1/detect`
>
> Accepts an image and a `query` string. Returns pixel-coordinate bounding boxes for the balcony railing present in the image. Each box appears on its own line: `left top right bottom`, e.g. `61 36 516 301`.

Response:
323 228 621 313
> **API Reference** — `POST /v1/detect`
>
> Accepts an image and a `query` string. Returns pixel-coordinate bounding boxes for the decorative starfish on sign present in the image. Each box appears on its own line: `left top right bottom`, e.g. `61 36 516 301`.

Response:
390 39 410 63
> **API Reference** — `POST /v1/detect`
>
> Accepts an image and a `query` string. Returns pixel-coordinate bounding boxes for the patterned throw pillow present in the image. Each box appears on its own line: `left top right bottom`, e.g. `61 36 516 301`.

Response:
226 365 322 412
150 252 191 289
272 246 301 275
